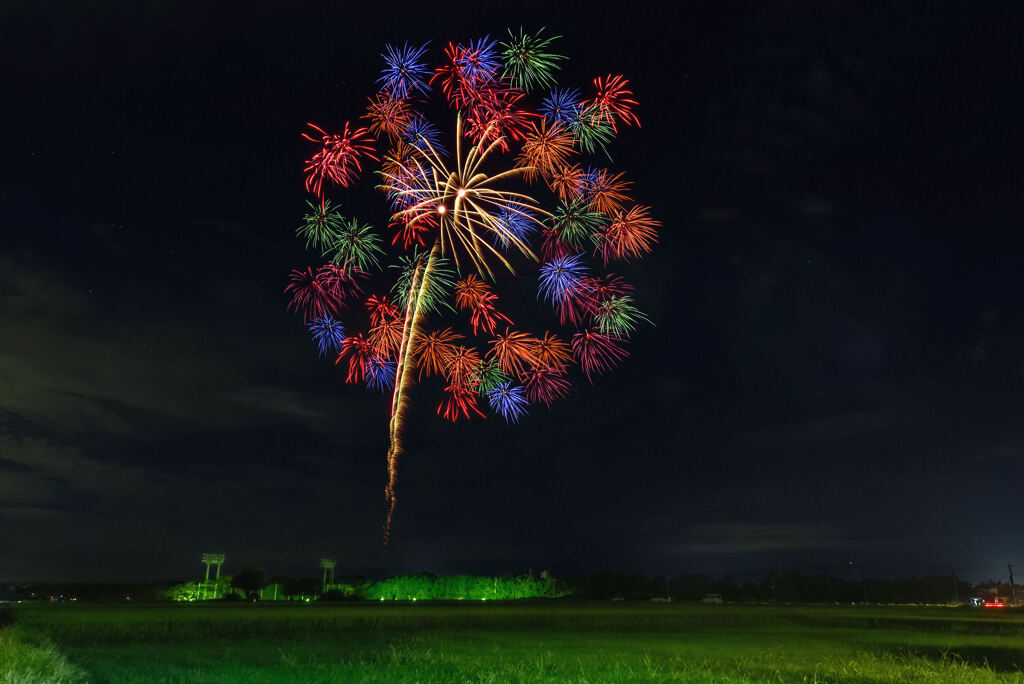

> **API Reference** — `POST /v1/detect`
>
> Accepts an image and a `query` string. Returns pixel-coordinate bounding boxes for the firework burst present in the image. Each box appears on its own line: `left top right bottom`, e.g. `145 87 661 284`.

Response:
302 122 378 204
287 33 658 543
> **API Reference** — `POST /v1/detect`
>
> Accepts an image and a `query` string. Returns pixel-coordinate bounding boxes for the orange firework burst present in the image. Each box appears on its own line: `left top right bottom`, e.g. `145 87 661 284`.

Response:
363 92 412 141
595 204 660 263
453 274 492 309
445 345 483 386
585 169 633 216
414 328 463 380
533 331 573 369
487 329 541 377
369 317 404 356
515 120 576 182
547 162 584 202
454 274 512 334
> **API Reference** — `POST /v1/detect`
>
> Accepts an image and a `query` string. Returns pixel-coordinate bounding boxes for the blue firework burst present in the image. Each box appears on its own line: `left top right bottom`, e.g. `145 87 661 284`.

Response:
539 87 582 126
538 253 588 306
492 201 537 249
308 316 346 357
486 381 529 424
457 36 501 82
364 356 396 392
401 115 447 156
576 166 603 200
378 42 432 100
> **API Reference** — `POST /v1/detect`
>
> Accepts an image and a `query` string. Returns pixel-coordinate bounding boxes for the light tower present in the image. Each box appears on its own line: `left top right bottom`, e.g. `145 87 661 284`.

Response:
200 553 225 600
320 558 336 592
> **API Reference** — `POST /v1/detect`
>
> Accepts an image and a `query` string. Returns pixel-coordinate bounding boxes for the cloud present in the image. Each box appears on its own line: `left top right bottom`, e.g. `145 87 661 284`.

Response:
735 411 895 449
0 252 335 438
673 522 845 555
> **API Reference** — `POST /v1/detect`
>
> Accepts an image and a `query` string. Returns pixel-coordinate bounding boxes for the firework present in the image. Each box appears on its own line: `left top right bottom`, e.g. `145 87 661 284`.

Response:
551 200 604 249
335 333 376 384
493 201 538 250
538 253 588 306
594 294 651 338
522 366 572 407
486 381 529 423
415 328 462 379
581 168 632 216
286 264 363 322
302 122 378 204
500 27 566 92
572 329 629 381
297 200 344 253
364 92 412 142
539 87 582 126
515 120 575 182
308 316 346 357
594 204 660 263
533 331 573 369
488 329 541 377
568 105 615 156
328 217 386 271
474 359 511 394
378 42 432 100
365 356 397 391
439 383 486 421
584 74 640 132
401 115 447 156
287 33 657 542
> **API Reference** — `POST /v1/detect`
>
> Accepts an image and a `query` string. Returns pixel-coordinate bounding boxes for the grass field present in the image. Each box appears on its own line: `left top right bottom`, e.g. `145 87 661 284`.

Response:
3 601 1024 683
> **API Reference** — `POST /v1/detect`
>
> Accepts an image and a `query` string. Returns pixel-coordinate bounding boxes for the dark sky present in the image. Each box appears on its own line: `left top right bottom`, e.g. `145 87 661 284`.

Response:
2 1 1022 584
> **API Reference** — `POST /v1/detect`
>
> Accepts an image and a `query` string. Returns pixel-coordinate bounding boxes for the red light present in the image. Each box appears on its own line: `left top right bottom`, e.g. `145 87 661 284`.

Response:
983 601 1005 608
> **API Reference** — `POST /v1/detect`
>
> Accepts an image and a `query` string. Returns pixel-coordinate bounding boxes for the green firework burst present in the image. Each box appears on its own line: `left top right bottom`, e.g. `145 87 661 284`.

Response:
391 250 455 316
500 27 567 92
570 105 616 157
552 200 605 249
472 358 510 395
297 200 344 253
594 295 651 339
327 217 385 271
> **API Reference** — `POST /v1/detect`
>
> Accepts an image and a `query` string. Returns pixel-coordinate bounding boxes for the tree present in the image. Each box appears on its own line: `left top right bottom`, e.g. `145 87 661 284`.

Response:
231 566 266 601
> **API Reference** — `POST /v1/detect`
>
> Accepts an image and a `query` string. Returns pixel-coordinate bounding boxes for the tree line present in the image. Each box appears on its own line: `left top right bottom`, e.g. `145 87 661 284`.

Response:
3 571 1000 604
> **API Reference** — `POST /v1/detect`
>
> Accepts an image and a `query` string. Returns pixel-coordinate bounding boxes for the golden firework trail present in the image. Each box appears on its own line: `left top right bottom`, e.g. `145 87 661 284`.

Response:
379 118 547 543
384 243 437 542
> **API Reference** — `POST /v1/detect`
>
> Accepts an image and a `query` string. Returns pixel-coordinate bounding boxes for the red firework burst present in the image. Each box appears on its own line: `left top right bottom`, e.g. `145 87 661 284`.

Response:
522 366 572 407
571 329 629 382
302 122 378 204
583 74 641 132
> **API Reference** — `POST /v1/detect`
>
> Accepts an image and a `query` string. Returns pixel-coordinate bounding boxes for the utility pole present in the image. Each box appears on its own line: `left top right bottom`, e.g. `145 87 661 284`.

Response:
952 572 960 604
1009 564 1017 607
320 558 336 592
200 553 225 600
849 561 867 603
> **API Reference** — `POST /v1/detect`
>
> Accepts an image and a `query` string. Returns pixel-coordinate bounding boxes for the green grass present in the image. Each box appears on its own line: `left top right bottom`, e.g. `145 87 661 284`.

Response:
0 625 84 683
6 601 1024 683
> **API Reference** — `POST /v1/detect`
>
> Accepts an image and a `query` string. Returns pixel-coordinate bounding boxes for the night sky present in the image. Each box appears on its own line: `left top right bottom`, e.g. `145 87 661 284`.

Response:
2 1 1021 584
